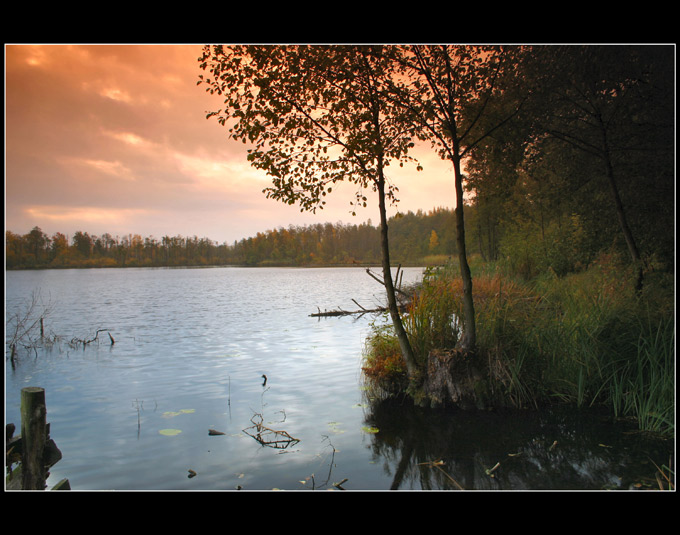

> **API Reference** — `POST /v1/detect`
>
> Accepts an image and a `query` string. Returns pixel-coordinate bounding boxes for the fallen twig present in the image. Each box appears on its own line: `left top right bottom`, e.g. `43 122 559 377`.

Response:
485 462 501 476
243 413 300 450
418 460 465 490
333 478 348 490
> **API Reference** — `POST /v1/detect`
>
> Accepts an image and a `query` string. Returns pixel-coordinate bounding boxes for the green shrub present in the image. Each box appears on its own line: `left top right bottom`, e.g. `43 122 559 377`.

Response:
361 322 409 398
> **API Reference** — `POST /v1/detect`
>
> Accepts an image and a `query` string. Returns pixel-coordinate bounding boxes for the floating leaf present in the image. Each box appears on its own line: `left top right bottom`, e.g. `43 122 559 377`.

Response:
361 426 379 434
159 429 182 436
327 421 346 434
162 409 195 418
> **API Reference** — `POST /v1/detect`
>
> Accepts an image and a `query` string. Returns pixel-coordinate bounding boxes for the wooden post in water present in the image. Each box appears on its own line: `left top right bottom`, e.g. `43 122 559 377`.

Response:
20 387 47 490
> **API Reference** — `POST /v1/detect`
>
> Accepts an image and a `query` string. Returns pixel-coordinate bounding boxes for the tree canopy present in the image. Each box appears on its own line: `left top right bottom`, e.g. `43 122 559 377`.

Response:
199 44 433 374
198 45 422 214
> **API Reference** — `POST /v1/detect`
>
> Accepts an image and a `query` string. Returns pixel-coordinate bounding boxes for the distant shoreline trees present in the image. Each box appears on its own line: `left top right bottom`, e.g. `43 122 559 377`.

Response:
5 208 458 270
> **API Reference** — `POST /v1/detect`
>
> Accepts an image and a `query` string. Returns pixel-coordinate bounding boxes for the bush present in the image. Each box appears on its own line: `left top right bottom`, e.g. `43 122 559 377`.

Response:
361 322 409 399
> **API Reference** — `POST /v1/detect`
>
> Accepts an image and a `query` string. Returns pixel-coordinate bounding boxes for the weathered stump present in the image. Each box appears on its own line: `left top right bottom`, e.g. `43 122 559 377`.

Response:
7 387 65 490
421 349 488 409
21 387 48 490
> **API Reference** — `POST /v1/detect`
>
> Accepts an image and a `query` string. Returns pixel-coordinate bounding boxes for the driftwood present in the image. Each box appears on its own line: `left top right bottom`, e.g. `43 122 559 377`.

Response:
309 299 409 318
309 304 389 318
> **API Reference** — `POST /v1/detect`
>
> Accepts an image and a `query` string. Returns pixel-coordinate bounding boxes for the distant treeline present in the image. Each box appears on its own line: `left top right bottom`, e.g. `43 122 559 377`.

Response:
5 207 459 269
7 188 674 275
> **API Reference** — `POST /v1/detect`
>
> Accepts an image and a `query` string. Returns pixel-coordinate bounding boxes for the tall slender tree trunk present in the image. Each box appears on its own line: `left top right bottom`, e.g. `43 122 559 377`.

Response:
598 117 643 291
452 154 476 353
477 218 487 261
377 171 418 377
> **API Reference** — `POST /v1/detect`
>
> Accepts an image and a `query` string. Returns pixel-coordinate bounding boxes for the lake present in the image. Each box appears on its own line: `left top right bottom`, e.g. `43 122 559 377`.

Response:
5 266 673 491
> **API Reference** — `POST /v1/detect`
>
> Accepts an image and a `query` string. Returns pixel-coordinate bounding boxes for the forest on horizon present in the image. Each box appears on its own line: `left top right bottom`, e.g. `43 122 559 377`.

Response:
6 207 461 269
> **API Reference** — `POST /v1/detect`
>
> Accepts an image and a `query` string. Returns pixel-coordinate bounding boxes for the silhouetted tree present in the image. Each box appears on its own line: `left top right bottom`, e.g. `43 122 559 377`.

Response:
199 45 427 376
390 45 528 353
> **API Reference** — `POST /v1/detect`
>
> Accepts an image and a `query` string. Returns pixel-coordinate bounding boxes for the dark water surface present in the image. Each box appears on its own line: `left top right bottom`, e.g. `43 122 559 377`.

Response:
5 267 673 491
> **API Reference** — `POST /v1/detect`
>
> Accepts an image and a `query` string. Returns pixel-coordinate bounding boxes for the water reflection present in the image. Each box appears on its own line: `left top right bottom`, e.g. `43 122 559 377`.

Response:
363 399 673 490
5 267 672 491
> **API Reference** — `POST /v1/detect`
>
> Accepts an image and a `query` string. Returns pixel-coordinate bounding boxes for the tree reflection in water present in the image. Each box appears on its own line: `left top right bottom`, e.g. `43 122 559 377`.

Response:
362 399 673 490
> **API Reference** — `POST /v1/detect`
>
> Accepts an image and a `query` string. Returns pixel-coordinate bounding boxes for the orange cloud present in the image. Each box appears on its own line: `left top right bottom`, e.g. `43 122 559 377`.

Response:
58 156 136 181
5 44 459 244
24 205 154 225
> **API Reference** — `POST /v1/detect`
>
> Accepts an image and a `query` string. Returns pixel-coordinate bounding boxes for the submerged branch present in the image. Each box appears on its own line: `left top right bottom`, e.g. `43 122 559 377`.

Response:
243 412 300 450
365 267 410 298
69 329 115 348
310 305 389 318
310 266 417 318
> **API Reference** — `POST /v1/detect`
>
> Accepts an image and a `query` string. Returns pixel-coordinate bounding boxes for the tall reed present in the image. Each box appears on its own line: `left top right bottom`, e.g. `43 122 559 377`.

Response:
402 266 459 364
605 314 675 434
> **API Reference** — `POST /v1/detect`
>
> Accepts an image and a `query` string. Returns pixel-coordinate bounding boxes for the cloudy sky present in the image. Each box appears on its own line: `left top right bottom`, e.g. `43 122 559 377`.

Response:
5 44 456 244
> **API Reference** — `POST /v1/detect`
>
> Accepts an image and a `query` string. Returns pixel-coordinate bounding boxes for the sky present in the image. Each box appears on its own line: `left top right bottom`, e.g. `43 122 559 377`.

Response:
5 44 457 245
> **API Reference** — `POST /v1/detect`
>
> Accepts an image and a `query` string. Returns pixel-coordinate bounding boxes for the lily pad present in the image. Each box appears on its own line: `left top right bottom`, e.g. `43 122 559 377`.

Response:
361 426 380 434
327 421 346 434
162 409 195 418
159 429 182 436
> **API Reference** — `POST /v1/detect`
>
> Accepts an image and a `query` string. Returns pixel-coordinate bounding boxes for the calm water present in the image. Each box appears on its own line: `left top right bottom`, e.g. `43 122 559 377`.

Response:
5 267 673 491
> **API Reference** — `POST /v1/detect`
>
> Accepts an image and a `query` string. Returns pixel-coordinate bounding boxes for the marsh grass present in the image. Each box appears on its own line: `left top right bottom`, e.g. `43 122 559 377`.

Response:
402 267 460 365
362 253 675 436
605 314 675 435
